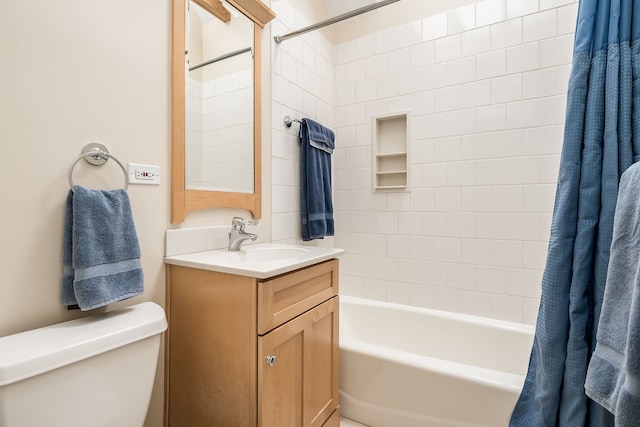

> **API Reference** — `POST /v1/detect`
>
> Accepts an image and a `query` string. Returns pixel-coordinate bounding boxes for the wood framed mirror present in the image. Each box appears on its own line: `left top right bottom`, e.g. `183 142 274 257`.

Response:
171 0 274 222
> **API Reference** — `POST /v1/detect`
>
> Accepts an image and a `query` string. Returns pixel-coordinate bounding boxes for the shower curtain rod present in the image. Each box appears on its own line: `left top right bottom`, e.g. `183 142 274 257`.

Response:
189 46 252 72
273 0 402 44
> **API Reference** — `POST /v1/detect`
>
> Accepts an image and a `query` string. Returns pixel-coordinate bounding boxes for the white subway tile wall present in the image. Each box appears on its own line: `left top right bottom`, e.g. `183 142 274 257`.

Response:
272 0 578 324
271 0 337 243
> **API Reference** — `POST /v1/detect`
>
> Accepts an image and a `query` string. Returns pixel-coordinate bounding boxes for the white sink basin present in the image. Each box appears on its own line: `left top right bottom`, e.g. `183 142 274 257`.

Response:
164 243 344 278
224 246 310 263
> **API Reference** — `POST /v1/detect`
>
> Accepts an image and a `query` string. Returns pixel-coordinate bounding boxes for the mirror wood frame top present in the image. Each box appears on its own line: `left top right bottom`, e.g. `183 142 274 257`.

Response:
171 0 275 223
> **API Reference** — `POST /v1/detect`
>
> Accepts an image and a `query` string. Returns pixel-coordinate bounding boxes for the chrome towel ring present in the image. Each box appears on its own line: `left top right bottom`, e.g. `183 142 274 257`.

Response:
68 143 129 191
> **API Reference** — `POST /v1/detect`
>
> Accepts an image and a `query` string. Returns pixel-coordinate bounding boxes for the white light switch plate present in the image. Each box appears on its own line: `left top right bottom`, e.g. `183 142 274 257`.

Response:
128 163 160 185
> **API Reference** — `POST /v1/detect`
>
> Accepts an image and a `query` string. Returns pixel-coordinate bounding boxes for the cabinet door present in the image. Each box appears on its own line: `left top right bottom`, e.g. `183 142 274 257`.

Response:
258 297 339 427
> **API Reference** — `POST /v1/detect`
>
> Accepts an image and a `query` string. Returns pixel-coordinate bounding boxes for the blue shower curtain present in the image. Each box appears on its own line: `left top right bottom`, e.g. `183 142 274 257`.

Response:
510 0 640 425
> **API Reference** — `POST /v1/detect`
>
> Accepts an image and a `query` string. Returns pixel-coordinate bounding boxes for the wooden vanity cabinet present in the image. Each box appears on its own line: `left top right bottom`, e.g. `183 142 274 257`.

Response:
165 259 340 427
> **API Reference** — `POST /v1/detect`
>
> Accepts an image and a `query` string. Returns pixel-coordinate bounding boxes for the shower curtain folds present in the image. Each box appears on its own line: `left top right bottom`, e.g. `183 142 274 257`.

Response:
510 0 640 425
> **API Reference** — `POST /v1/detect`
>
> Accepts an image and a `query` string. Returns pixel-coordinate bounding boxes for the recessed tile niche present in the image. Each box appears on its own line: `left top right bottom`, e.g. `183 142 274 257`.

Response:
372 111 409 191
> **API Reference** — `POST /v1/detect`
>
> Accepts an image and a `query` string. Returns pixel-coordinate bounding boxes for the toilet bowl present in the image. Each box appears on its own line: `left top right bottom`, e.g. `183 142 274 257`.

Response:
0 302 167 427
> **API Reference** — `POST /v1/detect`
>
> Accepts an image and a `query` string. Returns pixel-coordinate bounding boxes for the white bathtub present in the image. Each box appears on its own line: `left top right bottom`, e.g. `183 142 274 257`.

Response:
339 296 535 427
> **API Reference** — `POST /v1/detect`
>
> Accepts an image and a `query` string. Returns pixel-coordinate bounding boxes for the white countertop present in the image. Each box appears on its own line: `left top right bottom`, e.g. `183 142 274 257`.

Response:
164 242 345 279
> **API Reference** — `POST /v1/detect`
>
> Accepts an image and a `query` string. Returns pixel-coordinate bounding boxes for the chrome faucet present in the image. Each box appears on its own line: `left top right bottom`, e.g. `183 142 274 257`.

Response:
228 216 258 251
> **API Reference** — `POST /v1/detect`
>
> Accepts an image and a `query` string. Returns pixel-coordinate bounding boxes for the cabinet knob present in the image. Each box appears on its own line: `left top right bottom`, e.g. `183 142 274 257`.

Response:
265 355 276 366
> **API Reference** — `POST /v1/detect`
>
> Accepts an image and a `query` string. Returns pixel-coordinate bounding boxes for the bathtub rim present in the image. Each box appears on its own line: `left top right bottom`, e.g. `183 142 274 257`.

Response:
339 295 536 335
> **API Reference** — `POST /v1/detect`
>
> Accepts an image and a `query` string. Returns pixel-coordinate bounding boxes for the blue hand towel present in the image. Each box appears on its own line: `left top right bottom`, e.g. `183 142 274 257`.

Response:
61 185 143 311
61 191 75 307
585 161 640 422
299 118 334 241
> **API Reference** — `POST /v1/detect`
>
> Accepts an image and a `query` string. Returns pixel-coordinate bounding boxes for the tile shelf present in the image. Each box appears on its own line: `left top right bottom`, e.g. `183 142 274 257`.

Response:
376 185 408 190
376 152 406 157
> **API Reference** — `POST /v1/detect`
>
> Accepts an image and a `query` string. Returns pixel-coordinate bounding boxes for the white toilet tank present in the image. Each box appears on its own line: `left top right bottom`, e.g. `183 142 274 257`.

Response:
0 302 167 427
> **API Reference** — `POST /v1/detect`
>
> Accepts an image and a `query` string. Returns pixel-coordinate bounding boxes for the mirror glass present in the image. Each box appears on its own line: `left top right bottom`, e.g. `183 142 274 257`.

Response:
186 1 254 193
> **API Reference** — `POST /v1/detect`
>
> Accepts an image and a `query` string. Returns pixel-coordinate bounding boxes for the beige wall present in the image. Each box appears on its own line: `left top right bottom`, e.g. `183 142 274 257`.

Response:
0 1 270 425
0 1 171 425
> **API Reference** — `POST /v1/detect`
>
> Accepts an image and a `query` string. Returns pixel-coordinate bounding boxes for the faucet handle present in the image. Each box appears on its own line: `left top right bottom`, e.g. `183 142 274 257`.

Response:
231 216 256 231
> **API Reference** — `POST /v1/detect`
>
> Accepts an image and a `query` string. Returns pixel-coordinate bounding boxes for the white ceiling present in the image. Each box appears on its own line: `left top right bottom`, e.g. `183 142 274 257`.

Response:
323 0 377 16
313 0 476 43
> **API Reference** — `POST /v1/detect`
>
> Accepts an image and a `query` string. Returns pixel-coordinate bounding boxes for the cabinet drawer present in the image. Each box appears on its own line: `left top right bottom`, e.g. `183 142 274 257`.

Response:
258 259 338 335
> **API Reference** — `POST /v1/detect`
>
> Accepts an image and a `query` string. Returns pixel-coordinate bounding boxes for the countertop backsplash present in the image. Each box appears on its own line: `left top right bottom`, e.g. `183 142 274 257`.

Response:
165 223 268 257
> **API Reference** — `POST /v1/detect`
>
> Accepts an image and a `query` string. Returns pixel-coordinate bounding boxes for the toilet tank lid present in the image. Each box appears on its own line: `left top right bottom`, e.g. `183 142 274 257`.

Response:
0 302 167 387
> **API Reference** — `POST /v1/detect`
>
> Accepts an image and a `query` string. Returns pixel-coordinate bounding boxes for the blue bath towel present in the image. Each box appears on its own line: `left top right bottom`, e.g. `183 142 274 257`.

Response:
61 185 143 311
299 118 334 241
585 161 640 422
